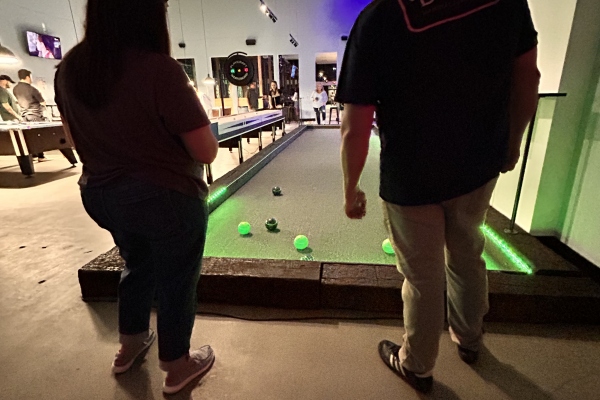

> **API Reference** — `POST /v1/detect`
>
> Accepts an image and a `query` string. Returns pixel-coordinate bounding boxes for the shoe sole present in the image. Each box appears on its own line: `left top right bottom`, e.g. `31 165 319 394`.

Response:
163 354 215 395
111 331 156 374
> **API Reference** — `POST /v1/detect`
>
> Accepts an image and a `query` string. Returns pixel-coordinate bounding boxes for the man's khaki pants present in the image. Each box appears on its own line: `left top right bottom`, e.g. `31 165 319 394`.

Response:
382 178 498 375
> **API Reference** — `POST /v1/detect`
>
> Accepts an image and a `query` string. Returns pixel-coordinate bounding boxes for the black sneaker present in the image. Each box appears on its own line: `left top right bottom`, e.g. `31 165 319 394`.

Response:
378 340 433 394
457 345 479 365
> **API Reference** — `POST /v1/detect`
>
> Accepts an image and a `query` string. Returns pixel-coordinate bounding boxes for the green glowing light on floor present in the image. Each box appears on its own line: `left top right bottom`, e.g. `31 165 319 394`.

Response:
207 188 227 204
481 225 533 275
481 251 504 271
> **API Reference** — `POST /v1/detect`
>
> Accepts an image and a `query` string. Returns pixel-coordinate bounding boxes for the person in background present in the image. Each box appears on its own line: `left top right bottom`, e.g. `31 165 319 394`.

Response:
13 69 47 160
13 69 46 122
311 83 328 125
336 0 540 394
197 89 213 119
247 81 259 112
268 81 281 109
0 75 22 122
292 90 299 118
55 0 219 395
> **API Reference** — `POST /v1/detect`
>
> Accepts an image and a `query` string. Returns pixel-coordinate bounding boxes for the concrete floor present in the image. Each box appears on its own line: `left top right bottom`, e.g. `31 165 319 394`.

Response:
1 132 600 400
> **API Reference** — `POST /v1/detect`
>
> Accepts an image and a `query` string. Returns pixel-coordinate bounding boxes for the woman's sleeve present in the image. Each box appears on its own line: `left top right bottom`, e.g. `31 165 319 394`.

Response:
155 56 211 135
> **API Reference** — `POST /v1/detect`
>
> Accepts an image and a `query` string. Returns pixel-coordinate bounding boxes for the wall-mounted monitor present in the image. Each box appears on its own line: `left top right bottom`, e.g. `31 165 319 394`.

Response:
26 31 62 60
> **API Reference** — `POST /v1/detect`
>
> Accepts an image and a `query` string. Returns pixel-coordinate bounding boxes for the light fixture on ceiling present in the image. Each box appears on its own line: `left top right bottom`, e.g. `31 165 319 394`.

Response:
203 74 215 85
259 1 277 23
0 42 18 64
289 34 298 47
200 0 215 86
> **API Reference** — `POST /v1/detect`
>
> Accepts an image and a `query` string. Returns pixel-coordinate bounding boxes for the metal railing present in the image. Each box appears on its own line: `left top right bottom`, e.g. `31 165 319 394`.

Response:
506 93 567 234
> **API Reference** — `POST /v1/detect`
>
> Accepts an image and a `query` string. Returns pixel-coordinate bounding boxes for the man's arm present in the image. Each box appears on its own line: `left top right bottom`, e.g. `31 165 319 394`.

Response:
341 104 376 219
503 46 541 173
2 102 22 121
33 87 45 104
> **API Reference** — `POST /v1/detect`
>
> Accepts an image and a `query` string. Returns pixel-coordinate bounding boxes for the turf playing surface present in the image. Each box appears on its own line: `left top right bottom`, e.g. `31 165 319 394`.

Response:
204 129 527 273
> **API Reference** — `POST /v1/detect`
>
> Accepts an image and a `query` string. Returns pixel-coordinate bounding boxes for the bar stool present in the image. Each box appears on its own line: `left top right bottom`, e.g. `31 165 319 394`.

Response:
329 105 340 124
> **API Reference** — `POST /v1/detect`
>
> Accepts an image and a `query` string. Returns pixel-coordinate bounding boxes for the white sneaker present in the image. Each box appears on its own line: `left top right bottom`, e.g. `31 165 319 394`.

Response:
111 329 156 374
160 346 215 394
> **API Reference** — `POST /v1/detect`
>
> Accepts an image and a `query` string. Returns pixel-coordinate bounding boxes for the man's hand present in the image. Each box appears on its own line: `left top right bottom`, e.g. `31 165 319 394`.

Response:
501 147 521 173
344 186 367 219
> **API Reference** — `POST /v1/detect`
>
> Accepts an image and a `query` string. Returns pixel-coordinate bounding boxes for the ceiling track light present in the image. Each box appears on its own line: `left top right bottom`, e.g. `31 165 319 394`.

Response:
289 34 299 47
259 1 277 23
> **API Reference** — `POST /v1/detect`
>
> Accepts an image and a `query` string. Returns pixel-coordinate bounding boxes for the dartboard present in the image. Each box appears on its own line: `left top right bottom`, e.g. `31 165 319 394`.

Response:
224 54 255 86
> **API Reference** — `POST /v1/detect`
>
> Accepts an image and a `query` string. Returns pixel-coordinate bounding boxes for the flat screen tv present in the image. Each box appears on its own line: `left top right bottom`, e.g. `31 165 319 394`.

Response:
26 31 62 60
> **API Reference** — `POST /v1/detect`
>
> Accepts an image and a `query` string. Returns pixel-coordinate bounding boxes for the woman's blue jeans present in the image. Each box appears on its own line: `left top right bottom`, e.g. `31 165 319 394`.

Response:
82 177 208 362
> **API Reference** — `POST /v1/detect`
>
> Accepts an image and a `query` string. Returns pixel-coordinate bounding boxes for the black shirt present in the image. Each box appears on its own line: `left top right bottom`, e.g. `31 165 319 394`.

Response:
336 0 538 206
13 82 45 118
247 87 259 110
270 90 281 108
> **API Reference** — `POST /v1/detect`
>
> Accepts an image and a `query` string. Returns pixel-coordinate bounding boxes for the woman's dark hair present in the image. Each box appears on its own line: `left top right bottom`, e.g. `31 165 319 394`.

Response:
270 81 279 94
60 0 170 108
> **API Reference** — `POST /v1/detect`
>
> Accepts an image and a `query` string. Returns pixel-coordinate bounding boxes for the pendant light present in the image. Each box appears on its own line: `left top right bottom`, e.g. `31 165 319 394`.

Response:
0 42 18 64
200 0 215 85
203 74 215 85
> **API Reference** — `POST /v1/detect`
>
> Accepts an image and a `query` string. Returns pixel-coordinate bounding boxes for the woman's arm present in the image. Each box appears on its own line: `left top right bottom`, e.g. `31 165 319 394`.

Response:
180 124 219 165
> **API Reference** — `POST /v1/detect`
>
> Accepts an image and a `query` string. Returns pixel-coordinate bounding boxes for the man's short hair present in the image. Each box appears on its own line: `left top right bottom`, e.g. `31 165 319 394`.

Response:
18 69 32 80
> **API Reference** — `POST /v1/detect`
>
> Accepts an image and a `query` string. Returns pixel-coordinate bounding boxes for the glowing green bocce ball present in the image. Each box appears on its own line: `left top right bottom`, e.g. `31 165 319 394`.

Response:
238 222 251 235
294 235 309 250
382 238 395 254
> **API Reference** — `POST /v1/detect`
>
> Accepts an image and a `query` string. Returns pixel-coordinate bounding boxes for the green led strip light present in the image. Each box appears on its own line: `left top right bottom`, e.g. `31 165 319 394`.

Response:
207 187 227 204
481 225 533 275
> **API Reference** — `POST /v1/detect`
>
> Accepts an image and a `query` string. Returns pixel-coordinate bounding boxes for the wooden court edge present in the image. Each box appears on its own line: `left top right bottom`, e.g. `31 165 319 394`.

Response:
78 126 600 323
79 254 600 324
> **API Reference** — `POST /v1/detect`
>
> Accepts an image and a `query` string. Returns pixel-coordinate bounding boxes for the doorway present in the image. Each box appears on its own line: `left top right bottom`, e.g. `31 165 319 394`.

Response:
211 55 275 117
314 52 339 125
279 54 300 122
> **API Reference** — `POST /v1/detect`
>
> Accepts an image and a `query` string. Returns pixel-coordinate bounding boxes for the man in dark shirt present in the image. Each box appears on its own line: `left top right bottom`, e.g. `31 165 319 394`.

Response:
13 69 46 122
247 81 259 111
13 69 47 160
0 75 22 122
337 0 540 393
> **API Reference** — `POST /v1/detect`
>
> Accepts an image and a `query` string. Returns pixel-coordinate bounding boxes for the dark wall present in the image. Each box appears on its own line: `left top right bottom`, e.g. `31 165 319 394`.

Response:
316 63 337 82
